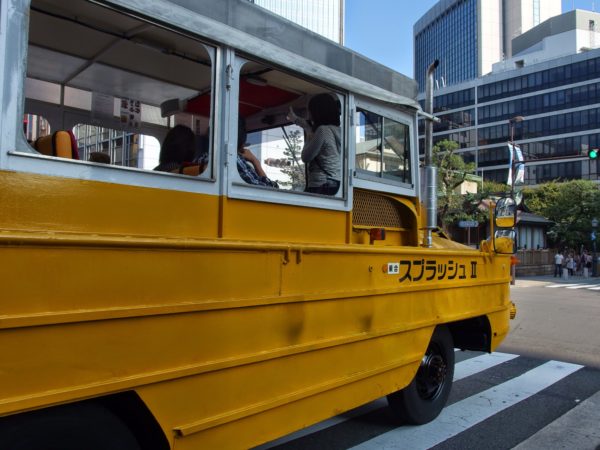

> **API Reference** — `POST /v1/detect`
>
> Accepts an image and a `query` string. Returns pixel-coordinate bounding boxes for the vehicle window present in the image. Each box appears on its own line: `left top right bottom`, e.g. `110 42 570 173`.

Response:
236 59 345 196
73 125 160 169
355 108 412 185
25 0 215 177
23 114 51 143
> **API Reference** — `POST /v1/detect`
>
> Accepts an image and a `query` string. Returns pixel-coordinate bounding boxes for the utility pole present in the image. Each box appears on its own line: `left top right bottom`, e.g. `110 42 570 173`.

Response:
592 218 598 277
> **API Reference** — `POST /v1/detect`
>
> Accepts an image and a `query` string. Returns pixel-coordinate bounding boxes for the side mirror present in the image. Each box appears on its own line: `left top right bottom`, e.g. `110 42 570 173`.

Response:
494 197 516 228
494 229 517 254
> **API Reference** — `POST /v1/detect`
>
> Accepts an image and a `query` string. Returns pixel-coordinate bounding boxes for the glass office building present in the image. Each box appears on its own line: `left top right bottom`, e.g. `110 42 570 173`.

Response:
419 48 600 185
414 0 561 91
414 0 479 91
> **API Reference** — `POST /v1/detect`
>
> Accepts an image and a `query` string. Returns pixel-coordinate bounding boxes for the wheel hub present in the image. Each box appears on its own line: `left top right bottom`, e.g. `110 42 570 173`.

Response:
416 348 447 400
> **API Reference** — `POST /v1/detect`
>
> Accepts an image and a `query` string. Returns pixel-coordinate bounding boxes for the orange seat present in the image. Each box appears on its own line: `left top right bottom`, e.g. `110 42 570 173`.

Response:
34 131 79 159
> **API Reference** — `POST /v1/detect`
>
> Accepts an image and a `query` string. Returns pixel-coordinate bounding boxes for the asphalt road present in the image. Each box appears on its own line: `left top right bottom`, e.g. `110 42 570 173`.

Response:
499 276 600 368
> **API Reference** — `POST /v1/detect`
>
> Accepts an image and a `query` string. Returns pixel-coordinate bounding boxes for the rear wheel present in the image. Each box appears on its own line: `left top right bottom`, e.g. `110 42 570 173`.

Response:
0 402 141 450
387 326 454 424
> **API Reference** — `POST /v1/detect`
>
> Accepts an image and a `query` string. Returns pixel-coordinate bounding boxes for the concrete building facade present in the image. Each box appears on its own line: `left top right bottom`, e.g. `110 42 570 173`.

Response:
248 0 344 44
419 10 600 187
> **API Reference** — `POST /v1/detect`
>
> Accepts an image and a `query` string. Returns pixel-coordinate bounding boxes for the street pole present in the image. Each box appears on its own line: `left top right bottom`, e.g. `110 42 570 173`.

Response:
508 116 524 285
593 218 598 277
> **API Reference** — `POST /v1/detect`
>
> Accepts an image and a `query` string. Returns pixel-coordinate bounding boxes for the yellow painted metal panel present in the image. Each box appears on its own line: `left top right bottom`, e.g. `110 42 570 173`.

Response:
0 171 219 238
0 170 513 448
222 196 348 244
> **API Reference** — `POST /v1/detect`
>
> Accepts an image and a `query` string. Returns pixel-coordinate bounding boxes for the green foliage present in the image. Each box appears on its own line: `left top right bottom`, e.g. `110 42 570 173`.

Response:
281 129 305 190
434 140 475 193
523 180 600 248
430 139 512 233
433 140 476 230
481 180 510 197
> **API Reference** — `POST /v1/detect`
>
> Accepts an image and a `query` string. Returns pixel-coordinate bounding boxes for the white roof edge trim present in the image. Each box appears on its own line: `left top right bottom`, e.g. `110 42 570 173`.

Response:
103 0 420 110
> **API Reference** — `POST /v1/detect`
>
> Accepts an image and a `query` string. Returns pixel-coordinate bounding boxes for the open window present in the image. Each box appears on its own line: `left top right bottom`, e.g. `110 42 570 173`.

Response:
24 0 215 179
72 125 161 169
229 57 346 203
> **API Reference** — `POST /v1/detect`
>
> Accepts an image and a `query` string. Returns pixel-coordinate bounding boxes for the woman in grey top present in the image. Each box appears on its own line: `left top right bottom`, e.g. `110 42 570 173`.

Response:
289 93 341 195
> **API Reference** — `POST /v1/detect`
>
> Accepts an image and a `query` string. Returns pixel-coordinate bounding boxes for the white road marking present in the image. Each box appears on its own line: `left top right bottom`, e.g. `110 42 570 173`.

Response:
565 284 599 289
255 352 520 449
513 391 600 450
350 361 583 450
453 352 519 381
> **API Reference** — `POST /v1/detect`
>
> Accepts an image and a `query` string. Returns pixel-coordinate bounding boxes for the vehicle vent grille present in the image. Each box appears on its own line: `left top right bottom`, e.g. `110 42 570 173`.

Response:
352 190 403 228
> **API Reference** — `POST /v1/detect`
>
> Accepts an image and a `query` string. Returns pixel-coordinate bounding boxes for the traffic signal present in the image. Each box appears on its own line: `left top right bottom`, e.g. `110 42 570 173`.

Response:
583 148 599 159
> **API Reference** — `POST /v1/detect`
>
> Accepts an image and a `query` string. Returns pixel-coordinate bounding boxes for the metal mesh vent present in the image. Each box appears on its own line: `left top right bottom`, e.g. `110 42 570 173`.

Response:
352 190 404 228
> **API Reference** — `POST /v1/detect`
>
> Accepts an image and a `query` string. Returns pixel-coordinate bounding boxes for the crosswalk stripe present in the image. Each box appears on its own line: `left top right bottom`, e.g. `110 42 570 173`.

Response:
513 390 600 449
453 352 518 381
565 284 599 289
588 286 600 290
546 283 579 288
255 352 520 449
349 361 583 450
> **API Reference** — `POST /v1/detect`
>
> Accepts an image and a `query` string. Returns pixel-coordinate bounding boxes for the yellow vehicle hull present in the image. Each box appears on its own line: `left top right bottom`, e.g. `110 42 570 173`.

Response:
0 171 512 449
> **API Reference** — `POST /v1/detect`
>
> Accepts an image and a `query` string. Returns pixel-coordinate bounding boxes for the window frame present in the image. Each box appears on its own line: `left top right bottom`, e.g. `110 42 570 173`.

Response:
5 0 222 196
352 96 418 197
224 52 352 212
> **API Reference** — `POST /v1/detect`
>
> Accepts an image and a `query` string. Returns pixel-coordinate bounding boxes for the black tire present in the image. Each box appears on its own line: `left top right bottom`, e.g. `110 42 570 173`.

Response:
0 402 141 450
387 325 454 424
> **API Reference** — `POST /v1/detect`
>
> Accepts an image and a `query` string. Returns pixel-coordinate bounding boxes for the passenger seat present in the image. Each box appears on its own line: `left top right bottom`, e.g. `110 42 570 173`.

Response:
34 130 80 159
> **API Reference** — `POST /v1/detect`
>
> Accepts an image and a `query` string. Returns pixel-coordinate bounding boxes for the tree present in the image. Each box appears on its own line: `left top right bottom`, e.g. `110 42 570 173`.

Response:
523 180 600 248
281 129 305 190
433 139 476 231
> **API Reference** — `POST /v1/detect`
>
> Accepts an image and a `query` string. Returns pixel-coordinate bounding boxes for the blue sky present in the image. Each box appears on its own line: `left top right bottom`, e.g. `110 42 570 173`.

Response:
344 0 599 77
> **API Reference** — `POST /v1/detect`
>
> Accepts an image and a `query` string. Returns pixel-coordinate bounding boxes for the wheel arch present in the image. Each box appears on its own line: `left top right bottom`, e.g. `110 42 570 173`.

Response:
446 315 492 353
94 391 171 450
0 391 170 450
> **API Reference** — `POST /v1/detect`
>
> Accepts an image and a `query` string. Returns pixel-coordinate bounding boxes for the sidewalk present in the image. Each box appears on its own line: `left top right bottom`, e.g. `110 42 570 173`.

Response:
513 273 600 287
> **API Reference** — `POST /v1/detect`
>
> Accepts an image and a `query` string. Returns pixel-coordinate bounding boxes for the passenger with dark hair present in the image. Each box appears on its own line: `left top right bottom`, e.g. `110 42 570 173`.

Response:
236 117 278 188
154 124 208 175
89 151 110 164
288 93 341 195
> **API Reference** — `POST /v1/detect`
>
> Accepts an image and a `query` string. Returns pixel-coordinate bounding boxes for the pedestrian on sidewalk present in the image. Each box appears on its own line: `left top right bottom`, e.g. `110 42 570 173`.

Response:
566 253 574 277
554 250 564 277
